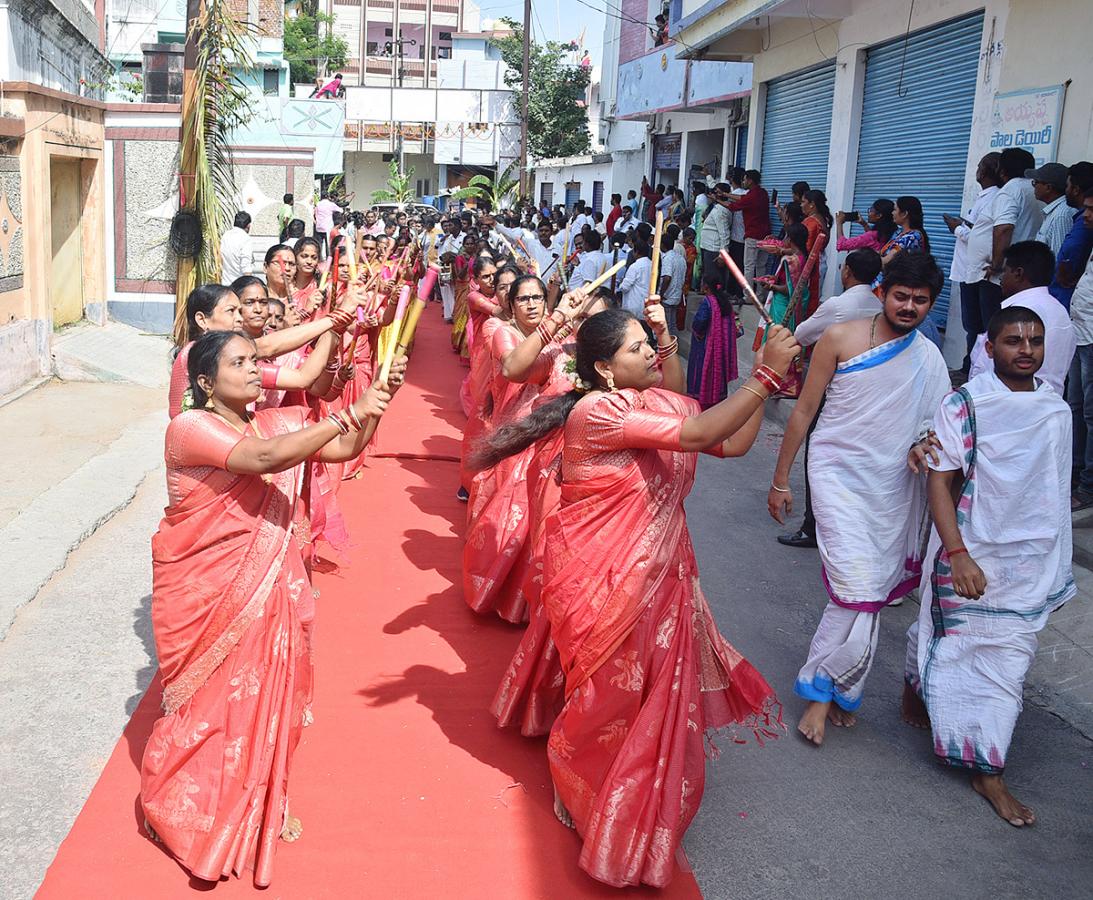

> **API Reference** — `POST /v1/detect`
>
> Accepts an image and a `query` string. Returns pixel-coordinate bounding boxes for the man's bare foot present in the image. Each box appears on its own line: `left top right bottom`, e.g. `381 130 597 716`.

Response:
281 814 304 842
144 818 161 843
900 682 930 729
827 705 857 727
797 700 830 745
972 773 1036 827
553 786 575 829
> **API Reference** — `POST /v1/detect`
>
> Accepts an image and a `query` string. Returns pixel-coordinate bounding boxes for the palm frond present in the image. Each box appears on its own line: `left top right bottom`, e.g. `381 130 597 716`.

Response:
174 3 257 341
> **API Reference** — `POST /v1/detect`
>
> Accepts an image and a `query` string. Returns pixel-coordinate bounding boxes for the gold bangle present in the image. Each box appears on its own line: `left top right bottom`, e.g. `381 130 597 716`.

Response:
770 482 791 493
739 383 769 402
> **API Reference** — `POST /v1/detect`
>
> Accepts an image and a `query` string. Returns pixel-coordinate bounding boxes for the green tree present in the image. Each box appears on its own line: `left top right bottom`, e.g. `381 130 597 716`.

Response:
449 162 519 211
371 159 416 204
284 8 349 86
491 20 591 160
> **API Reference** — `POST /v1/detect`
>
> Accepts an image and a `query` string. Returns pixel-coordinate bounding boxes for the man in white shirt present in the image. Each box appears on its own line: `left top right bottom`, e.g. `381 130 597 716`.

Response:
220 211 252 283
363 209 385 237
491 215 558 277
727 167 747 269
1028 162 1072 254
617 240 653 316
657 235 687 336
438 218 463 321
604 232 629 296
990 148 1043 279
698 182 732 291
967 241 1075 397
779 248 884 549
615 206 638 234
569 230 606 289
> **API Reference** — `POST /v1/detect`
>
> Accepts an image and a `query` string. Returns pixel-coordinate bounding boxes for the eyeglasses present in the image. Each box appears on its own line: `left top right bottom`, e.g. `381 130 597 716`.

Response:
513 293 545 304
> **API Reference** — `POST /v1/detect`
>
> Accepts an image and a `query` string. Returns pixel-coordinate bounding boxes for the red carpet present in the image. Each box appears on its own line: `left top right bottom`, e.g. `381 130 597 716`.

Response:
37 308 702 898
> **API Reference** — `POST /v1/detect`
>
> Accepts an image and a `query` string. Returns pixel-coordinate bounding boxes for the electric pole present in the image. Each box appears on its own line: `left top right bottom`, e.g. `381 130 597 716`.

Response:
519 0 530 201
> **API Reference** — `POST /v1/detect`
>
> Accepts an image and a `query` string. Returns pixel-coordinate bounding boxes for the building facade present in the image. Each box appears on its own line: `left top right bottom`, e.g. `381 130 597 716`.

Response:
0 0 108 397
672 0 1093 353
533 0 751 213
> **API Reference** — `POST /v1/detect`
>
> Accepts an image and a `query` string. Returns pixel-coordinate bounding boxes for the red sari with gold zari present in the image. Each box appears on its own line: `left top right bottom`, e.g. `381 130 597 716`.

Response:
462 324 557 623
491 342 573 734
142 406 314 887
543 388 782 888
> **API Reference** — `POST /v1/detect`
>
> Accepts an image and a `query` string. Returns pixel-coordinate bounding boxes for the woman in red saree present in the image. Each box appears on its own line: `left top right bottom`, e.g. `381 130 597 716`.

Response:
488 288 610 736
458 258 507 496
474 308 798 888
462 273 556 623
144 330 404 887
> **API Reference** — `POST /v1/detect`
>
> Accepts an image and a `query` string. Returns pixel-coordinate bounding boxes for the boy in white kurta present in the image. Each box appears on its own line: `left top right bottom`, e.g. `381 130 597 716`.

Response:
905 306 1073 827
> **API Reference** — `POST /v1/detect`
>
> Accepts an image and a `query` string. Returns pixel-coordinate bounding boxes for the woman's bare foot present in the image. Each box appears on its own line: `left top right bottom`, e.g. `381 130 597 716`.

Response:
900 683 930 729
827 705 857 728
553 786 575 829
797 700 830 745
281 814 304 842
144 818 161 843
972 773 1036 827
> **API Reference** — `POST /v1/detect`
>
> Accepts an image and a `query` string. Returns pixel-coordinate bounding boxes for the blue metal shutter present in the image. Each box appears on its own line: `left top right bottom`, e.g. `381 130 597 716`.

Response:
734 123 748 169
564 183 580 211
852 12 984 323
592 180 605 214
761 61 836 203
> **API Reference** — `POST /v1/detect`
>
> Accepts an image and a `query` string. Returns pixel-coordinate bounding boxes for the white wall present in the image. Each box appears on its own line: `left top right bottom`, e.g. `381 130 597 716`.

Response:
345 151 440 205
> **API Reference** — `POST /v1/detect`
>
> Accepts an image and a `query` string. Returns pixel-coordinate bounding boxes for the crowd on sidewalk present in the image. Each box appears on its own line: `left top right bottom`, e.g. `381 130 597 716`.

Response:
134 144 1088 889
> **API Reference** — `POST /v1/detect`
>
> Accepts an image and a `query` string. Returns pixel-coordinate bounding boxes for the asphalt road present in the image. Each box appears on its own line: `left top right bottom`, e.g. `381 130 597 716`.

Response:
682 421 1093 900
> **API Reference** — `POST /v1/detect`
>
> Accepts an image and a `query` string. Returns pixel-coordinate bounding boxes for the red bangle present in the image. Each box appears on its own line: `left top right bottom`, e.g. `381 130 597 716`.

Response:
947 547 968 557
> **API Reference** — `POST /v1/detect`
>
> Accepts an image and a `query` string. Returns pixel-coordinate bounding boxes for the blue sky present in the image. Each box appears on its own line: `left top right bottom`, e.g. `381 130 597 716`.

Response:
475 0 606 64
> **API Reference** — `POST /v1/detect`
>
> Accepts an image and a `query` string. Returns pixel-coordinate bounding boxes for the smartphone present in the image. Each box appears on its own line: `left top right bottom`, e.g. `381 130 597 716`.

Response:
770 189 779 205
841 211 860 222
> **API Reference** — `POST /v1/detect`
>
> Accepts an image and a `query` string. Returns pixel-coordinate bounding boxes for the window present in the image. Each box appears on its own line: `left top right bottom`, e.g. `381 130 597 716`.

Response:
367 41 378 55
438 31 452 41
262 69 279 96
434 46 452 59
384 28 392 37
416 179 431 196
540 182 554 207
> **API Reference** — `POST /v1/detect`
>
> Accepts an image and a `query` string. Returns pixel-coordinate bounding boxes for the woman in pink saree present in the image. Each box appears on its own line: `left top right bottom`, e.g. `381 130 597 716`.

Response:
144 330 405 887
458 259 509 496
462 274 555 623
474 308 798 887
488 288 610 736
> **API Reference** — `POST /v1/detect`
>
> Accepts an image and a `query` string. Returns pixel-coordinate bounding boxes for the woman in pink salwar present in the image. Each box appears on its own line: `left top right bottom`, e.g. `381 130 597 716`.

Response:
474 308 798 888
462 274 556 623
143 330 405 887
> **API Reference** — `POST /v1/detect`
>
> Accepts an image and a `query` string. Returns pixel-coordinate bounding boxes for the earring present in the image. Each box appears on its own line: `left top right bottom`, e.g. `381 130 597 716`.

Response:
204 396 215 409
605 371 616 392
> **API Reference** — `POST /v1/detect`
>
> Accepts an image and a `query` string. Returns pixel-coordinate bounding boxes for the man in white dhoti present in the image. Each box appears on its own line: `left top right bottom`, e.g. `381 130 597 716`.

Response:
903 305 1073 827
768 252 951 745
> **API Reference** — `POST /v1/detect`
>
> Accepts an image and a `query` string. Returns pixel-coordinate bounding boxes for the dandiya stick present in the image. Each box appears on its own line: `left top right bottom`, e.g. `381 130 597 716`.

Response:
648 209 664 300
394 297 427 358
719 248 773 325
582 259 626 293
377 283 414 383
514 237 539 275
343 306 367 364
326 245 341 308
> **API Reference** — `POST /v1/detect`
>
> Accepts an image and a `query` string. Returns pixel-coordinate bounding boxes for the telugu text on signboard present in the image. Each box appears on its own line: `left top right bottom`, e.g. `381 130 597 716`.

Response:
990 85 1065 166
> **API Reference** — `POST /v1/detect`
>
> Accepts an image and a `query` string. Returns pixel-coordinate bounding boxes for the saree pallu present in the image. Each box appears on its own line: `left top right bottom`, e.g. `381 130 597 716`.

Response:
143 408 313 887
492 350 572 734
460 312 503 494
462 327 554 623
542 389 781 888
328 323 379 480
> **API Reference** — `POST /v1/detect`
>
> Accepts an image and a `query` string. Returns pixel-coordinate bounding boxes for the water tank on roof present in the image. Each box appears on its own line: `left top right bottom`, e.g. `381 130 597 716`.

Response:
141 43 185 103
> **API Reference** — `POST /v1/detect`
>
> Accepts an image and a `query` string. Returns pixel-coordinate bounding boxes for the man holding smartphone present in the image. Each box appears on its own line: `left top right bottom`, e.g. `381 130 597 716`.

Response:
698 182 733 291
725 170 772 290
